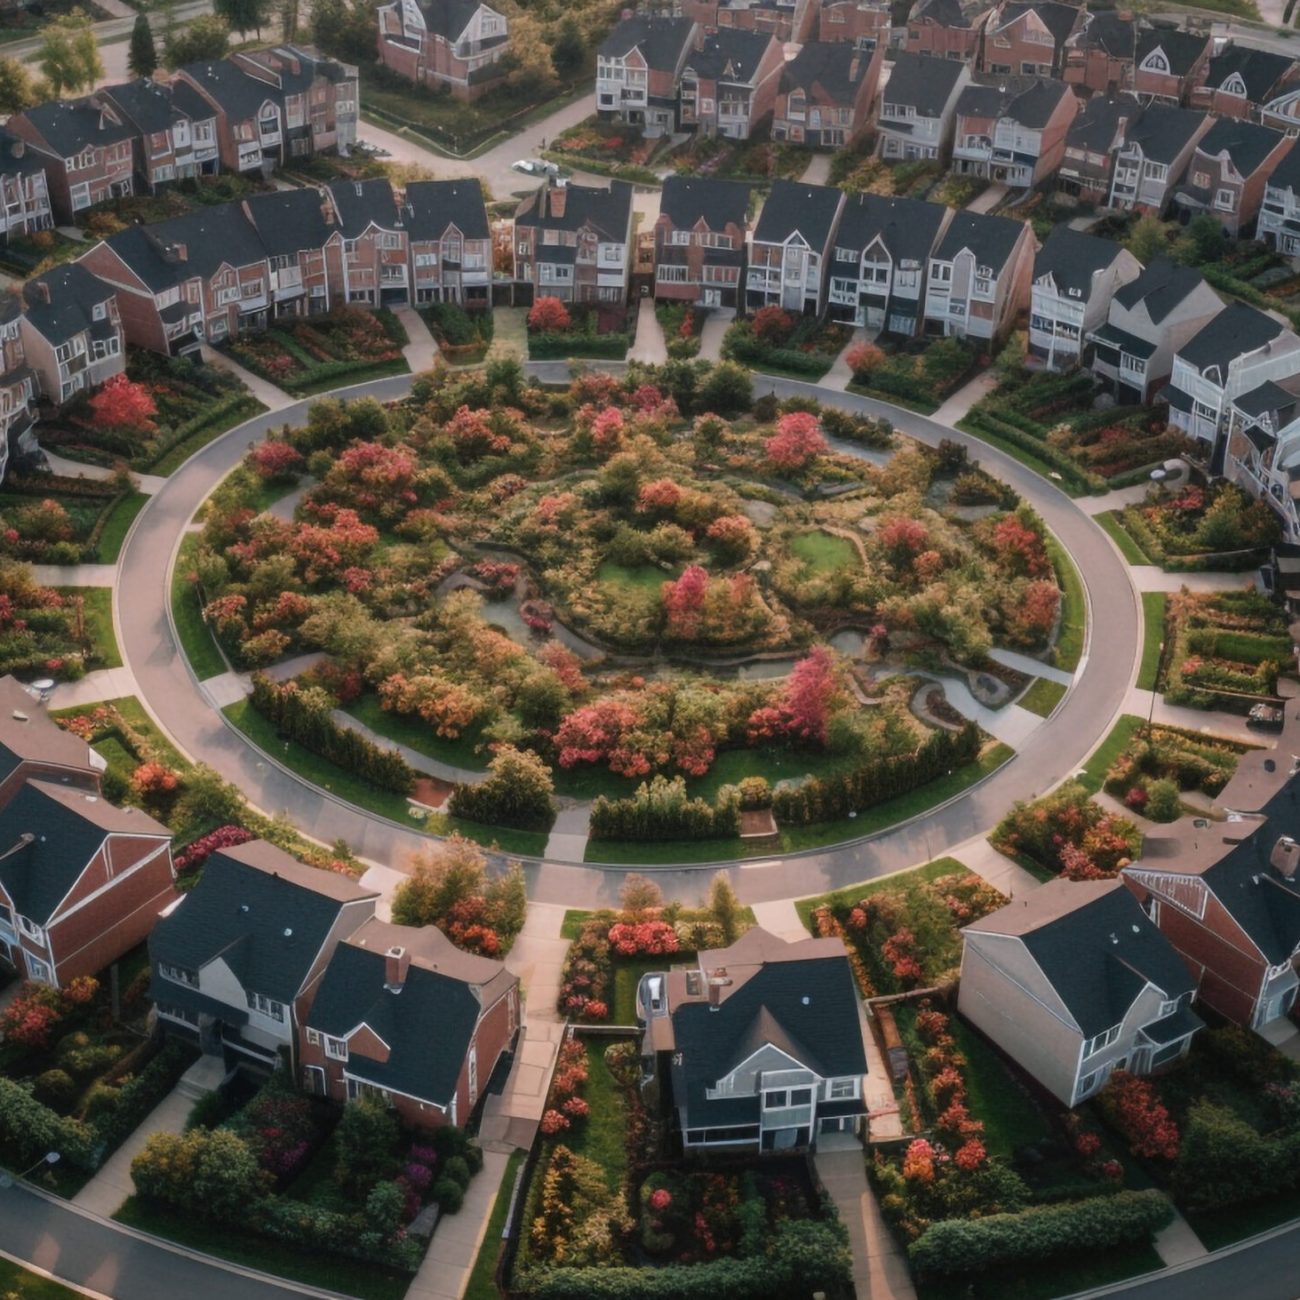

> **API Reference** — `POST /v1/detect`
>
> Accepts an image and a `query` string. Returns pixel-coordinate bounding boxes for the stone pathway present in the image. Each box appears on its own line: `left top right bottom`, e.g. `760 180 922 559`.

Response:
1130 567 1257 594
544 803 591 863
394 305 441 374
199 346 294 412
932 369 999 427
698 311 732 363
1154 1206 1209 1268
45 667 141 710
30 564 117 587
628 296 668 365
815 1148 916 1300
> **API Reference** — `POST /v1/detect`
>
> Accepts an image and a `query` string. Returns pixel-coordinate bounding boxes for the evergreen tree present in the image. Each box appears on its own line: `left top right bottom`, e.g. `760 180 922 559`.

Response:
214 0 270 37
128 13 158 79
164 14 230 67
551 17 584 77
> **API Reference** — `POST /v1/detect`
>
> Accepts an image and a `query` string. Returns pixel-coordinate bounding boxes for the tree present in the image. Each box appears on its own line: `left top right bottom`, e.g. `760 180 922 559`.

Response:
0 57 35 113
620 873 663 921
164 14 230 68
1183 213 1227 266
309 0 347 52
551 17 584 77
765 410 828 471
708 872 742 943
663 564 710 639
391 835 488 929
37 10 103 97
528 296 572 333
447 744 555 831
89 375 158 433
1124 214 1168 266
695 361 752 416
485 862 528 941
128 13 158 78
215 0 270 36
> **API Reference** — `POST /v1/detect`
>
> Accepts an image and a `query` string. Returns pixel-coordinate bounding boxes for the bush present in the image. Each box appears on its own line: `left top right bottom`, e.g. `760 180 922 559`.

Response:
93 1041 198 1150
443 1154 472 1189
33 1069 77 1109
433 1176 464 1212
1173 1099 1300 1213
590 775 740 842
1144 777 1182 822
447 743 555 831
694 361 752 416
131 1126 265 1215
0 1076 97 1169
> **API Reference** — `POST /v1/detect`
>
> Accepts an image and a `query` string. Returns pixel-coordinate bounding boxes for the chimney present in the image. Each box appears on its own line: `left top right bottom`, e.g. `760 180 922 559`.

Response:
1271 835 1300 880
850 52 861 81
30 281 50 306
549 184 567 220
385 945 410 990
706 966 731 1010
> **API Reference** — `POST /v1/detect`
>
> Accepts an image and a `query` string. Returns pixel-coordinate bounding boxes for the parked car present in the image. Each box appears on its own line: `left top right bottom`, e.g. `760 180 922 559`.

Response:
1248 703 1285 731
513 159 559 177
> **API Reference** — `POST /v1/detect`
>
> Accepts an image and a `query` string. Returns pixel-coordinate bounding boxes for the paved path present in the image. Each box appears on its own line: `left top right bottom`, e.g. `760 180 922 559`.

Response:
751 898 804 939
932 369 999 426
31 564 117 587
1130 567 1258 594
199 347 293 412
822 330 866 393
989 646 1074 687
955 834 1042 899
46 667 141 710
966 183 1009 213
394 305 440 374
628 296 668 365
543 803 591 863
1081 483 1151 517
698 312 731 363
815 1148 915 1300
799 153 833 185
1152 1207 1210 1268
1123 688 1260 744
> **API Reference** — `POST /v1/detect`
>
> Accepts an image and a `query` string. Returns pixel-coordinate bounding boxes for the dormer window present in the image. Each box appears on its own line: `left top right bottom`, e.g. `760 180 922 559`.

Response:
325 1035 348 1060
92 302 106 321
1143 50 1168 73
159 962 198 987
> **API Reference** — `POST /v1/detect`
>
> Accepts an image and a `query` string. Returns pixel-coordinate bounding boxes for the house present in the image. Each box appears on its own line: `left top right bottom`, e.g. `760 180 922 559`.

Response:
324 178 409 307
772 41 881 149
96 79 217 192
0 129 54 242
20 264 125 404
1029 227 1141 371
1190 43 1297 121
923 209 1034 345
904 0 981 63
746 179 845 315
376 0 510 101
596 17 698 136
959 879 1201 1107
951 75 1079 189
978 0 1085 80
1161 301 1300 453
7 98 135 224
1224 376 1300 538
638 927 868 1151
0 674 108 802
299 917 518 1124
0 301 37 480
404 179 491 309
1258 145 1300 255
174 59 289 175
680 0 816 43
875 50 971 163
1132 27 1210 106
654 175 751 309
1063 9 1136 97
229 45 358 160
1088 258 1222 403
150 838 378 1071
827 192 951 335
1058 93 1138 204
514 179 634 307
817 0 891 52
1169 118 1293 238
242 187 338 320
1107 103 1211 215
678 30 785 141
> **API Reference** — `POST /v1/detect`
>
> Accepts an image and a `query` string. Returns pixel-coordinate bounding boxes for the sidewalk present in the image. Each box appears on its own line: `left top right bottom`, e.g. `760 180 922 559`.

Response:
1154 1206 1208 1268
628 296 667 364
45 667 141 709
815 1148 916 1300
394 305 440 373
1130 567 1256 594
30 564 117 587
821 329 867 393
1123 687 1259 744
199 346 294 412
751 898 805 941
544 803 591 862
932 369 999 428
798 153 832 184
698 311 731 363
953 834 1042 899
966 182 1008 213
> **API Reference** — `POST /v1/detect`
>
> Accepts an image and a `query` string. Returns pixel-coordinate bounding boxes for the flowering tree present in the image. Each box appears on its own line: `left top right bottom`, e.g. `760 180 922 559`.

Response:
705 513 756 563
635 478 683 516
747 646 840 747
877 516 930 568
554 695 656 776
992 512 1050 577
248 440 304 482
765 411 827 471
663 564 709 639
845 341 886 377
89 374 157 433
529 296 572 332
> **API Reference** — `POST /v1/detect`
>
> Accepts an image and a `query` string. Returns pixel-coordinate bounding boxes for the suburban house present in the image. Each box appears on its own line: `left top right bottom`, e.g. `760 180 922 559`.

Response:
1063 9 1136 97
0 302 37 480
678 30 785 141
680 0 816 42
1132 27 1210 106
1258 145 1300 255
150 839 378 1071
174 59 290 174
299 917 518 1125
242 187 338 319
1161 301 1300 453
1189 43 1297 121
923 208 1034 344
0 128 54 242
959 879 1202 1107
817 0 892 52
324 178 410 307
771 41 880 148
403 178 491 309
1224 377 1300 538
637 927 868 1151
746 178 845 315
875 50 971 163
1107 103 1211 215
1057 93 1138 204
228 45 358 160
7 97 135 224
513 179 634 308
0 676 107 801
653 174 751 309
376 0 510 100
978 0 1085 79
96 79 218 192
1169 118 1293 238
1087 258 1223 403
903 0 982 63
827 192 951 335
1028 227 1140 371
951 75 1079 189
596 17 698 136
19 263 125 404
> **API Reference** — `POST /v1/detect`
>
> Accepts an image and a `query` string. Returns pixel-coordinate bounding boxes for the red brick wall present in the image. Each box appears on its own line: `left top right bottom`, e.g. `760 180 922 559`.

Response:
77 246 170 353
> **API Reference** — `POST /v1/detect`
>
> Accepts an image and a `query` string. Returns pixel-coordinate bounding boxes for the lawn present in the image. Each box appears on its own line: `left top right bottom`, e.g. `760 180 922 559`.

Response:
789 530 857 574
948 1015 1051 1159
1076 714 1147 795
596 560 675 594
1017 677 1066 718
346 693 489 773
561 905 756 941
1096 510 1151 566
56 586 120 669
114 1198 410 1300
565 1038 631 1192
425 811 549 858
1190 1185 1300 1251
1046 536 1086 672
956 414 1090 497
93 491 149 563
171 533 228 681
794 856 967 931
0 1256 96 1299
52 695 189 772
463 1149 525 1300
1139 592 1167 692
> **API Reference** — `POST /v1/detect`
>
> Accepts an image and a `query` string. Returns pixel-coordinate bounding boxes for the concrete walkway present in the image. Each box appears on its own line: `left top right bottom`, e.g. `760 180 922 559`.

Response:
988 646 1074 688
395 305 441 374
544 803 591 863
932 369 999 427
199 346 294 412
822 329 867 393
1154 1206 1209 1268
955 834 1043 899
628 296 668 364
45 667 142 710
43 452 115 483
487 307 528 361
751 897 806 940
1080 483 1152 517
1130 567 1257 594
815 1148 916 1300
698 311 731 363
966 182 1008 213
1123 688 1260 744
799 153 833 184
30 564 117 587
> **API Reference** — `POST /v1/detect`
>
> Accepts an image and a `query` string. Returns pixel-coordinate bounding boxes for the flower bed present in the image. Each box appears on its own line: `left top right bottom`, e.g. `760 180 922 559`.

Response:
846 337 978 413
721 310 848 380
421 301 493 365
527 298 631 360
1101 722 1249 819
1120 483 1280 571
0 559 120 678
991 781 1142 880
656 302 701 360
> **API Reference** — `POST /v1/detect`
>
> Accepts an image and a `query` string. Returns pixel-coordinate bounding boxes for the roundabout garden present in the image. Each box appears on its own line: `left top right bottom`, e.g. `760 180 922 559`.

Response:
175 359 1074 864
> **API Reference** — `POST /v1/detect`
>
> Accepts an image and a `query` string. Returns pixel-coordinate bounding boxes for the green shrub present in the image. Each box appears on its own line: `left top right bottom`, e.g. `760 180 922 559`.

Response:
443 1154 472 1189
1173 1100 1300 1213
590 775 740 842
1144 778 1182 822
0 1076 98 1169
434 1176 464 1212
33 1069 77 1109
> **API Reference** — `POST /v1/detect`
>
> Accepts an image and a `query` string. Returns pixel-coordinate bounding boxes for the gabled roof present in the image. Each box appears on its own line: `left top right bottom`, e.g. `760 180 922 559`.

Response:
909 0 969 29
0 676 103 785
965 879 1196 1038
180 59 283 120
98 80 186 136
779 41 867 101
660 174 751 232
242 187 337 257
1034 225 1125 297
882 50 966 116
306 917 516 1105
684 29 777 84
1112 257 1213 325
933 209 1026 269
1072 8 1135 58
22 264 115 346
1191 116 1287 178
598 15 696 67
1136 27 1209 77
403 179 489 242
0 127 51 177
1121 103 1208 165
149 839 376 1003
1203 43 1294 101
417 0 494 42
17 98 135 157
515 179 633 240
1065 92 1138 155
1177 300 1289 372
990 0 1081 48
1268 140 1300 196
100 202 268 289
834 192 947 265
753 179 843 249
327 178 401 236
0 779 167 925
169 80 218 124
956 75 1071 130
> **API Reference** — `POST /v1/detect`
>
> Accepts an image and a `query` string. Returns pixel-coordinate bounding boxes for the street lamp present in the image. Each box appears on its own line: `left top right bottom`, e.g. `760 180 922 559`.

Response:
0 1151 59 1188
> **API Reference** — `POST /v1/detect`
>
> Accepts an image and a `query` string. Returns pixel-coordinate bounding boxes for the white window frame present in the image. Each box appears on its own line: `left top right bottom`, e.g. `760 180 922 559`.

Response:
325 1035 348 1060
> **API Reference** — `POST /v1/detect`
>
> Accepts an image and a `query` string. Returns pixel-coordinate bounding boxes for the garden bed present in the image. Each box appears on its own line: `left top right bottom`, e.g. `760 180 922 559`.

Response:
421 301 494 366
845 337 979 415
1119 482 1280 572
527 299 630 360
0 560 118 679
722 309 848 380
991 779 1142 880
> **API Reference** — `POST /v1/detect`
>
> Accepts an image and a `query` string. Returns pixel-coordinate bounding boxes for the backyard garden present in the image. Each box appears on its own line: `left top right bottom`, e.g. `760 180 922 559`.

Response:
0 560 122 679
844 336 979 414
1112 482 1281 571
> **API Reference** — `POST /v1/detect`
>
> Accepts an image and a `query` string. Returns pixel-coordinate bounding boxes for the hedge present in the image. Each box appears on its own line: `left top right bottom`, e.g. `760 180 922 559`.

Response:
908 1189 1173 1277
589 775 740 841
135 394 264 470
92 1040 199 1151
529 332 630 361
959 412 1106 493
248 1193 422 1272
0 1076 98 1170
722 331 831 378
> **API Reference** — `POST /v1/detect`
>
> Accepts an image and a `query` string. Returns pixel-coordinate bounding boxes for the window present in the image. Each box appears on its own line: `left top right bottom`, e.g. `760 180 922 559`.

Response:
1144 162 1167 181
1192 170 1211 189
975 277 992 295
1085 1024 1120 1056
26 956 49 984
246 991 286 1022
159 962 197 987
656 265 689 282
92 303 106 322
377 232 401 249
670 229 691 245
17 916 42 942
829 1078 857 1099
930 263 952 283
306 1028 321 1046
763 1090 788 1108
896 268 920 291
789 1087 813 1105
835 246 856 263
1143 51 1168 72
1157 998 1178 1016
325 1036 348 1060
1215 188 1235 210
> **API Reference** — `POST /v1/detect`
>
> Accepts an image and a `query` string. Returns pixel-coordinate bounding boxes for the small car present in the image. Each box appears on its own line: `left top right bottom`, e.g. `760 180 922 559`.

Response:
1248 703 1285 731
512 158 559 177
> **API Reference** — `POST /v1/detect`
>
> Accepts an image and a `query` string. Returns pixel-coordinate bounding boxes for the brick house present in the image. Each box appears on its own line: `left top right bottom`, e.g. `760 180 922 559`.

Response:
173 59 289 175
679 30 785 141
876 50 971 163
680 0 816 43
1108 103 1212 215
1224 382 1300 539
1133 27 1210 106
596 17 697 136
242 187 338 320
20 263 125 405
299 917 518 1126
1189 43 1297 122
1063 9 1136 98
772 41 882 149
150 839 378 1072
404 179 491 309
960 879 1201 1107
904 0 982 64
978 0 1085 79
324 178 410 307
1258 146 1300 255
514 180 634 308
376 0 509 101
746 179 845 315
817 0 891 53
637 928 869 1152
827 192 951 335
951 75 1079 189
923 209 1034 345
654 175 751 309
8 98 135 224
0 128 54 242
230 45 358 160
1169 118 1293 238
0 302 37 480
96 79 218 192
1058 93 1138 204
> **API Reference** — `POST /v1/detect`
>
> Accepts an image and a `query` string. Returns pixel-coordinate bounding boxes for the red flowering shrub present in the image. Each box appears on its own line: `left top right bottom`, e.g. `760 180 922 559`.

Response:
554 696 651 776
746 646 840 747
765 411 827 471
663 565 710 639
582 999 609 1021
248 440 305 482
845 342 886 377
902 1139 936 1184
1098 1072 1180 1162
529 297 572 333
607 920 680 956
751 305 794 346
877 516 930 567
636 478 683 514
89 374 157 433
650 1187 672 1210
1 978 99 1047
174 825 256 874
131 762 180 797
992 513 1050 578
954 1138 987 1171
540 1109 570 1135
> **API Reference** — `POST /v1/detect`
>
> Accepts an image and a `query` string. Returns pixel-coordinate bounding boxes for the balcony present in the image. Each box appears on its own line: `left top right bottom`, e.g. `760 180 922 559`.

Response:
762 1105 813 1130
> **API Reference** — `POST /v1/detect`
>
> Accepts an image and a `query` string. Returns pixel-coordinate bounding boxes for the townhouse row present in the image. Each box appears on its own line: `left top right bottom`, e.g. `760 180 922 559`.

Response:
0 44 357 232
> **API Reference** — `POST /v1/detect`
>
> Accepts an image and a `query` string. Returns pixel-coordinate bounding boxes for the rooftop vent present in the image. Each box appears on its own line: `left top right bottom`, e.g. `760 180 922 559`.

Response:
1271 835 1300 881
11 711 25 722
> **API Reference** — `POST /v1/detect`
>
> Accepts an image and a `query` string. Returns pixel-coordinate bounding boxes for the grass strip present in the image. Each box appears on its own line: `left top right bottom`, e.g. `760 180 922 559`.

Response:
463 1149 525 1300
56 586 120 669
1076 714 1147 795
794 856 967 931
1047 536 1086 672
1018 677 1067 718
93 491 149 563
170 533 227 682
1095 510 1150 566
1138 592 1167 692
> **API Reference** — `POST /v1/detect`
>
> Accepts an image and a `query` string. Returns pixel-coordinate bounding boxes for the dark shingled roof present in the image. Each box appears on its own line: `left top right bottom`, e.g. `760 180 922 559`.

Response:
179 60 283 121
242 187 337 257
17 98 135 157
328 178 401 235
660 175 751 232
1073 8 1135 58
1066 93 1139 155
934 209 1025 269
1233 378 1298 424
882 50 966 116
1203 44 1294 102
753 178 843 249
684 30 777 84
418 0 490 41
1034 225 1126 297
1136 27 1209 77
834 192 948 266
102 203 268 288
1267 138 1300 196
403 178 489 241
1121 103 1209 165
169 80 218 124
0 127 50 176
99 80 186 135
1113 258 1212 324
598 15 696 67
909 0 969 28
991 0 1081 49
1177 300 1288 372
149 839 375 1003
515 180 633 241
957 76 1072 130
1192 117 1287 179
778 41 867 100
22 263 115 347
